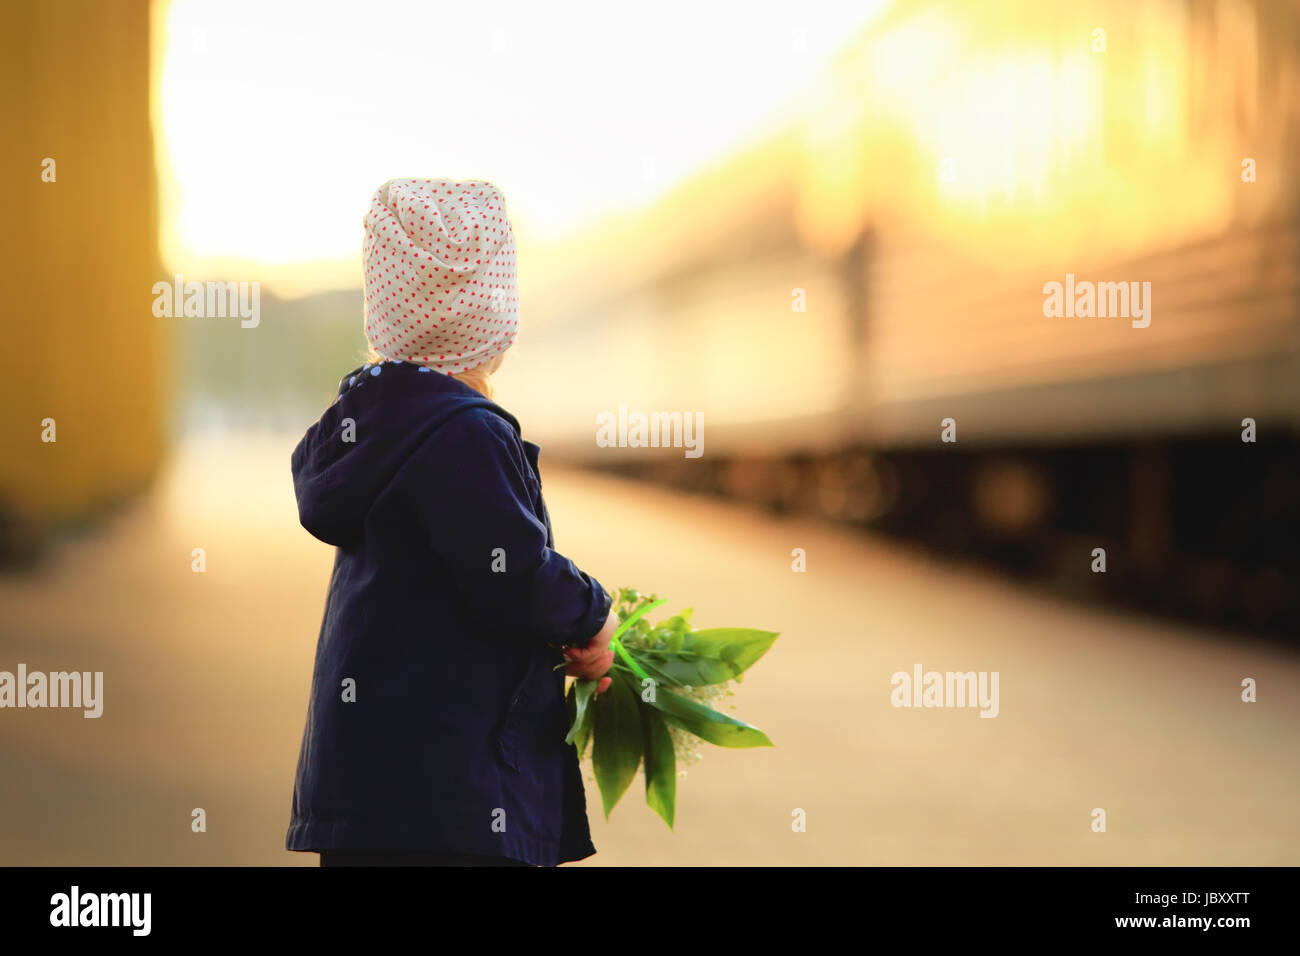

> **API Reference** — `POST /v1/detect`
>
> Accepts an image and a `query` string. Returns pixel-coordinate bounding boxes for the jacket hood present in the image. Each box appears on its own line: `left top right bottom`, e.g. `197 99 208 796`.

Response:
291 362 520 546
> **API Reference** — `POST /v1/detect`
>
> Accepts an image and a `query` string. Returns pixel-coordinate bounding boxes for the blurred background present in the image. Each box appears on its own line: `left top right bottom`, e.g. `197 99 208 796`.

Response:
0 0 1297 865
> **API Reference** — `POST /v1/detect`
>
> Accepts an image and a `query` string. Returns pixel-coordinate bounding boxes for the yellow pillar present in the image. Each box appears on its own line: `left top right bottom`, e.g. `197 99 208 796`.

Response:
0 0 165 545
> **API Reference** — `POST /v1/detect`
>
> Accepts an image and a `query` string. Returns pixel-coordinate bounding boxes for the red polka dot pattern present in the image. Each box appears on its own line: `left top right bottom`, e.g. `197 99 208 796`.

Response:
362 178 519 374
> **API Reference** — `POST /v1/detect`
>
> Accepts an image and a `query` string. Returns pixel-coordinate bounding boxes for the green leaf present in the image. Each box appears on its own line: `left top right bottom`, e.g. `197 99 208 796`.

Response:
609 597 665 681
647 687 774 749
682 628 779 680
648 610 693 652
633 627 778 687
564 678 598 755
640 706 676 829
636 651 738 687
591 670 643 818
611 597 667 643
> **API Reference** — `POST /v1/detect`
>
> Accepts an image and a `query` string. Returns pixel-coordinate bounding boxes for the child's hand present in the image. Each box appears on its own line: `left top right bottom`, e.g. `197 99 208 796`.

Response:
563 609 618 693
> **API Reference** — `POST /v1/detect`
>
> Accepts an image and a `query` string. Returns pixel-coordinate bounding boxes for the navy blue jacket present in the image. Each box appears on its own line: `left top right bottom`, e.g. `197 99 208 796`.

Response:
285 360 610 865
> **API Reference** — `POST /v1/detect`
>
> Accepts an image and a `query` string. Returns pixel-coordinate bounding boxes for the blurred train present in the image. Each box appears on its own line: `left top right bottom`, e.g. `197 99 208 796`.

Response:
499 0 1300 634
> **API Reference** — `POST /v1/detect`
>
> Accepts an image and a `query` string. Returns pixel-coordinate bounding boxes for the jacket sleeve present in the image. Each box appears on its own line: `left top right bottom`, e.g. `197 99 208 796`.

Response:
407 407 612 648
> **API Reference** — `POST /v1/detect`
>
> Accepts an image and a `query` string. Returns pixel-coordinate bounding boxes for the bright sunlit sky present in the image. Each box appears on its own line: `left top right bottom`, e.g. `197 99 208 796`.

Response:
153 0 890 297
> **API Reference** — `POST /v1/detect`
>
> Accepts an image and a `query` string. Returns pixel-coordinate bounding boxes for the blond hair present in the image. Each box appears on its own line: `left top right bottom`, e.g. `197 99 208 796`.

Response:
362 348 503 399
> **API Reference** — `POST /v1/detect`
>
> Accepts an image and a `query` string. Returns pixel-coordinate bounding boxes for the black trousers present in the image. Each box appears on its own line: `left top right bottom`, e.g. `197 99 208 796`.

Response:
319 849 531 867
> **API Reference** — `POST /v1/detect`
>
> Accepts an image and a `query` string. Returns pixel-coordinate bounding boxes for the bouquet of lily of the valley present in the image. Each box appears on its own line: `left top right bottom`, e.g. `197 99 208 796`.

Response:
565 588 778 828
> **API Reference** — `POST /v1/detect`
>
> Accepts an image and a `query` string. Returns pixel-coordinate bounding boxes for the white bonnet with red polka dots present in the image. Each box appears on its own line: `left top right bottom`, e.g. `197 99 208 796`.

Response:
362 178 519 374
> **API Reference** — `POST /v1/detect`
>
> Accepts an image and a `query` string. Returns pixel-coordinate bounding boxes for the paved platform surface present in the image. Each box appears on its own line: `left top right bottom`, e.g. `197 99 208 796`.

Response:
1 432 1295 865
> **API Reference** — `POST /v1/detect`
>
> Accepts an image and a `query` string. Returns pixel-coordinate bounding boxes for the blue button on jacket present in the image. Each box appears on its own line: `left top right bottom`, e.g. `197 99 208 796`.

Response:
285 362 610 865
